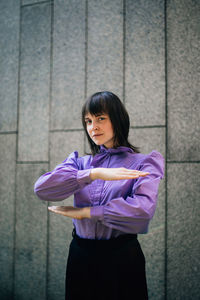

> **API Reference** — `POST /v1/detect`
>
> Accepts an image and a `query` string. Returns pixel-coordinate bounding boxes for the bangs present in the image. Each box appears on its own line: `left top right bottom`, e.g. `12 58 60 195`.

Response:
84 94 109 116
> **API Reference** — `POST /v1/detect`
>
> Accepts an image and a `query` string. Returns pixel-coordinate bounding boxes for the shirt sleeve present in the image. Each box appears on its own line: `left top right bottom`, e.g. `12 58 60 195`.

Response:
34 151 92 201
90 151 165 234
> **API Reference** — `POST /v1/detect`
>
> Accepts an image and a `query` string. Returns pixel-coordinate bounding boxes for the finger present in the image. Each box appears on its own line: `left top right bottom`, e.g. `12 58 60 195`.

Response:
48 207 74 218
48 206 68 214
114 175 140 180
119 169 150 175
139 173 150 177
114 173 149 180
48 206 62 212
48 206 72 211
48 206 56 211
132 171 150 175
48 208 65 215
118 172 149 177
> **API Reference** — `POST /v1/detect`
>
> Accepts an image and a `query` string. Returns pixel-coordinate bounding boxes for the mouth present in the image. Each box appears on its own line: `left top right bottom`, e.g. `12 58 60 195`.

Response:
92 134 103 137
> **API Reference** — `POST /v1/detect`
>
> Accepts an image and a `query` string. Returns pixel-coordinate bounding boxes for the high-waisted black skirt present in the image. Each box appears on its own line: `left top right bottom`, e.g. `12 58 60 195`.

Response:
65 230 148 300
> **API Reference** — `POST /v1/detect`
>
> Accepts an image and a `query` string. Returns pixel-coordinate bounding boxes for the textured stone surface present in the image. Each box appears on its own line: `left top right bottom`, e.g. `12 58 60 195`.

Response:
139 226 165 300
0 0 19 132
18 3 51 161
149 176 165 232
167 0 200 161
22 0 49 5
167 163 200 299
51 0 85 130
48 131 84 299
129 127 165 156
15 164 48 300
125 0 165 126
0 134 16 299
87 0 123 99
50 131 85 168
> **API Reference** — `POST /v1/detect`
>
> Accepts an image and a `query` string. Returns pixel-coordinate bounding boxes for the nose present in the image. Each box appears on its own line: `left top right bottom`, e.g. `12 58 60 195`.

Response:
91 121 99 130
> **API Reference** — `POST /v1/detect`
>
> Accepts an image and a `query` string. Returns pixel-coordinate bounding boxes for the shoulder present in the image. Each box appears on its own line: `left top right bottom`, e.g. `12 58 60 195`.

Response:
62 151 92 170
131 150 164 163
127 150 164 179
138 150 165 179
142 150 164 164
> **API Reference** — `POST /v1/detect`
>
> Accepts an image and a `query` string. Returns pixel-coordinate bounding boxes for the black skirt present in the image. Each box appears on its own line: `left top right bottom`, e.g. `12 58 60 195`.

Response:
65 230 148 300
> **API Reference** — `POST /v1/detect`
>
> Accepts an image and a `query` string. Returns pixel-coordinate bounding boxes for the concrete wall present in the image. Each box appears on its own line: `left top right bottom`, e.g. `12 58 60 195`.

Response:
0 0 199 299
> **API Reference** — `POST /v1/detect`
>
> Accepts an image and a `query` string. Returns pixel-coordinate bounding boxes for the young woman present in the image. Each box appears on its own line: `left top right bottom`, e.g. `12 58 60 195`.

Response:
34 91 164 300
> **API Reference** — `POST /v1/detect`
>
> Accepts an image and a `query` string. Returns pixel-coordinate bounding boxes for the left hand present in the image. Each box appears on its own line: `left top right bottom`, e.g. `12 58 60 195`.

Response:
48 206 91 220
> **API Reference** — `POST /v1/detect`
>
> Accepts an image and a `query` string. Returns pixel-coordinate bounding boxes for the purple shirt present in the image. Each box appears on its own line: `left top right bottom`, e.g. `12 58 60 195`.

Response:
34 145 164 239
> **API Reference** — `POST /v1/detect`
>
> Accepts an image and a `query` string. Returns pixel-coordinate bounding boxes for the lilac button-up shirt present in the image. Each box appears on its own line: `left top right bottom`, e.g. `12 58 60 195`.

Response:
34 145 164 239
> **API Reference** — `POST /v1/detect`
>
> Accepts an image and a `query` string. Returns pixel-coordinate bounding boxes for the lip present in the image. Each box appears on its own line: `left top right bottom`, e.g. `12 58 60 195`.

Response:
92 134 103 137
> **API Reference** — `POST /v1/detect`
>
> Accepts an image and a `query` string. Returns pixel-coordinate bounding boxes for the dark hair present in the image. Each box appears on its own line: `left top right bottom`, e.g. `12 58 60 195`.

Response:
82 91 140 155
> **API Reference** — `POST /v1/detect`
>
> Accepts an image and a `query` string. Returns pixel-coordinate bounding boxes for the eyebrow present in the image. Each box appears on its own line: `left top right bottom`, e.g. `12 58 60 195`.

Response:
96 113 106 116
85 113 106 120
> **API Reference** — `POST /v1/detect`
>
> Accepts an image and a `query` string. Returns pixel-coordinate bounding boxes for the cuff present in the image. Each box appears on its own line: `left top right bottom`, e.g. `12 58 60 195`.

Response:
77 169 93 187
90 206 104 221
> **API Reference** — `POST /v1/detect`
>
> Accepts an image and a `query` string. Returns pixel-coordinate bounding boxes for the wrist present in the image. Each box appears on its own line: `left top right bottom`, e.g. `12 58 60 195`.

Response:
82 207 91 219
90 168 99 180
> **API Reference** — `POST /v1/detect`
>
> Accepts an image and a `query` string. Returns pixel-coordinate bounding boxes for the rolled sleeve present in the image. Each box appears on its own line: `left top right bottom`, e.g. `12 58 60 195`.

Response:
90 206 104 221
77 169 93 187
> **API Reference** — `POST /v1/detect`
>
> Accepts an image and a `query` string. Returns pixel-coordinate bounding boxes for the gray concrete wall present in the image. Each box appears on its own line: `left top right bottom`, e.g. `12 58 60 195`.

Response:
0 0 199 299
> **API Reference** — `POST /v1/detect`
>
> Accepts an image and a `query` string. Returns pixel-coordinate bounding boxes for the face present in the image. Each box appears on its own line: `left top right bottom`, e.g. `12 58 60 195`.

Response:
84 113 114 148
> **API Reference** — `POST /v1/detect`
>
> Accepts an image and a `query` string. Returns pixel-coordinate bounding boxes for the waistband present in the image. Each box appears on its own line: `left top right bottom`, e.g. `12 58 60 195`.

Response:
72 228 137 248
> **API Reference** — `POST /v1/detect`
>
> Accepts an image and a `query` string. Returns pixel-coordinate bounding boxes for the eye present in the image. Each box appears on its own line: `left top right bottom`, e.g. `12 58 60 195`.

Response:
98 117 105 121
85 119 92 125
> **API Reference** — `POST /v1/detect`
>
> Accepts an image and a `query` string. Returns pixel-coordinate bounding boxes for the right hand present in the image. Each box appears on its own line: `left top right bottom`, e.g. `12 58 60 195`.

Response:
90 167 149 181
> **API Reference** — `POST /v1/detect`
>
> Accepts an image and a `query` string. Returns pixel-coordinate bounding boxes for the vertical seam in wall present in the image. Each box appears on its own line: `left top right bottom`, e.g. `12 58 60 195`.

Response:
164 0 168 299
13 0 22 298
84 0 88 154
123 0 126 105
46 0 54 298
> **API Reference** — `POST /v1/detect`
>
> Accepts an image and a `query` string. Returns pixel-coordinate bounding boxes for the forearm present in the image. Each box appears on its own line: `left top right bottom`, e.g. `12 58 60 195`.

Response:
90 167 149 181
34 168 92 201
90 168 102 180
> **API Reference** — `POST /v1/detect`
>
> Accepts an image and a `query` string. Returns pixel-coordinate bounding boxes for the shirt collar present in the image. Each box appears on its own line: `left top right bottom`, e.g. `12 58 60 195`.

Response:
99 145 134 154
91 145 134 167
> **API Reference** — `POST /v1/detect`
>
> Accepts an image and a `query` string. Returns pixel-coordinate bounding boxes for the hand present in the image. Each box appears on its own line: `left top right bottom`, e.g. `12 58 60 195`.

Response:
90 167 150 181
48 206 91 219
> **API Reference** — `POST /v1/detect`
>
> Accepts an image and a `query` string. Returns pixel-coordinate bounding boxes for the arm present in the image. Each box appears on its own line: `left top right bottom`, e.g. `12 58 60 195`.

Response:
34 151 92 201
47 167 149 218
90 151 165 233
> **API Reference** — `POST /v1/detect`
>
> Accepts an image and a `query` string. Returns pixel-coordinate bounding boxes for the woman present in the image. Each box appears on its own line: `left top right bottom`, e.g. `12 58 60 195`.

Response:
34 91 164 300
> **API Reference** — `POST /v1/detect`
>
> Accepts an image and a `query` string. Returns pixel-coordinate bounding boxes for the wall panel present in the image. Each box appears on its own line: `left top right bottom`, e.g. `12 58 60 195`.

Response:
167 0 200 161
18 3 51 161
167 163 200 299
87 0 123 99
15 164 48 300
51 0 85 130
0 0 20 132
0 135 16 299
125 0 165 126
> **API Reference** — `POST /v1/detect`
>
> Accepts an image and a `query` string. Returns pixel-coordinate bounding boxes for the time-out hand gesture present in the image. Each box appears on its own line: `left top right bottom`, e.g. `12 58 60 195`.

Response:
90 167 150 181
